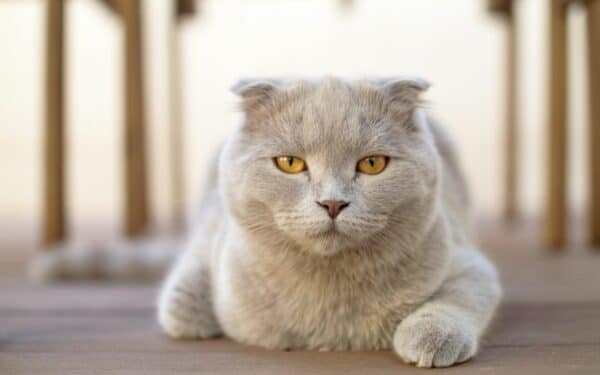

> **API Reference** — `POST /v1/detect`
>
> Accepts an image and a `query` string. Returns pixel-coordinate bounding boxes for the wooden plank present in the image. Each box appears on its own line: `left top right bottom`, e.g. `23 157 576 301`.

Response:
120 0 149 237
43 0 66 247
1 302 600 352
546 0 569 249
487 302 600 346
0 282 155 313
588 0 600 246
1 345 599 375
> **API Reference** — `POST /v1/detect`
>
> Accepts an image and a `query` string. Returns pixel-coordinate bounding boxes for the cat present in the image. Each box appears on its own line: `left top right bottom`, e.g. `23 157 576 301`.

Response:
31 76 501 368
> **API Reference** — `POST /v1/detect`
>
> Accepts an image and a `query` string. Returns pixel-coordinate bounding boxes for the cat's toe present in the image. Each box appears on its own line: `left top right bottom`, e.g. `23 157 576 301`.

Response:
158 303 220 339
393 314 477 368
158 287 221 340
158 311 215 339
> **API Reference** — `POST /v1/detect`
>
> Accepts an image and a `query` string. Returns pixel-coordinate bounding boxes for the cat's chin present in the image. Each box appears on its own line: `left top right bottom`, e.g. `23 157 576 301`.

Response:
301 231 352 256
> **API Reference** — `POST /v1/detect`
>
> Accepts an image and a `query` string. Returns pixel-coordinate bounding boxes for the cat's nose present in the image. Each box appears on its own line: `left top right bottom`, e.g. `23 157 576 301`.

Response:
317 200 350 219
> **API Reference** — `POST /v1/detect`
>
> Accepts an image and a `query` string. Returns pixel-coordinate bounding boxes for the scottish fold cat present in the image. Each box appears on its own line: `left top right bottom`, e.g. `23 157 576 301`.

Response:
31 77 501 368
157 77 501 367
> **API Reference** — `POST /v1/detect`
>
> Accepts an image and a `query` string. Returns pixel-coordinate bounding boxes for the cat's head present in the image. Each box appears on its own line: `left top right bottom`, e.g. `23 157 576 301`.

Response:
220 77 441 256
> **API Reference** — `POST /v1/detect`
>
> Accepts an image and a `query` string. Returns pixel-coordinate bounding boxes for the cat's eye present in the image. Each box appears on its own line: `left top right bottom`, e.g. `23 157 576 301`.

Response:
357 155 388 175
275 156 307 174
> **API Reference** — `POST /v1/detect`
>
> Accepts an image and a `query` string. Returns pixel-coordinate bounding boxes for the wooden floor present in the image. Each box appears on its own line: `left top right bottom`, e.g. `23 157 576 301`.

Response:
1 217 600 374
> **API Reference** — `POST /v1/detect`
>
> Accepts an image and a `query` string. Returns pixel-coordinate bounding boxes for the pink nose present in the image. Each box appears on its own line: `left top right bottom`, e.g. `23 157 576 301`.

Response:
317 200 350 219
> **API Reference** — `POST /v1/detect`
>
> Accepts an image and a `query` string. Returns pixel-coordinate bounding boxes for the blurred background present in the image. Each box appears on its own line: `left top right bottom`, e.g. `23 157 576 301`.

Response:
0 0 596 269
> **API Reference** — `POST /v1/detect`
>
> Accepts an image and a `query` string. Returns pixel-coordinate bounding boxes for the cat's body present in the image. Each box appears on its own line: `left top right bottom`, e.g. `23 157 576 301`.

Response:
32 77 501 368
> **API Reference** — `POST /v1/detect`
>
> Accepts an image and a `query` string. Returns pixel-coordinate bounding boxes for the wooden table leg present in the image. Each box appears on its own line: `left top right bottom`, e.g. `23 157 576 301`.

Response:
504 1 519 221
588 0 600 246
486 1 520 221
169 5 185 231
121 0 149 237
44 0 66 247
167 1 196 232
546 0 569 249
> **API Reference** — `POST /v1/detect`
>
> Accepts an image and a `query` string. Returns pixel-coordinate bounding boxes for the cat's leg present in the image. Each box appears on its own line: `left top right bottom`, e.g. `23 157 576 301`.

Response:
158 240 222 339
393 248 501 368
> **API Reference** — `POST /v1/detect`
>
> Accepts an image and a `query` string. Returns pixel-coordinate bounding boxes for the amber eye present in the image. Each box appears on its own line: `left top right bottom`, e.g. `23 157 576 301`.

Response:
275 156 307 174
357 155 388 175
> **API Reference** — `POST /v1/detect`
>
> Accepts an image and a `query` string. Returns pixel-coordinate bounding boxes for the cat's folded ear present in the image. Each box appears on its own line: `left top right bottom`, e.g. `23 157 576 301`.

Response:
371 77 430 131
373 77 430 109
231 78 284 113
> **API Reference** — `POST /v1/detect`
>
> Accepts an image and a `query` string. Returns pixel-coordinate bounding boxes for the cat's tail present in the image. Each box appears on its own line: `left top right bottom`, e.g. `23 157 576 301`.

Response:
29 145 224 283
28 237 183 282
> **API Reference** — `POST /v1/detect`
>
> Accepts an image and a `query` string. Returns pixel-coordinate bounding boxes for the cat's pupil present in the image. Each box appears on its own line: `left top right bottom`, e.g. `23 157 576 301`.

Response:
368 158 375 167
287 157 293 167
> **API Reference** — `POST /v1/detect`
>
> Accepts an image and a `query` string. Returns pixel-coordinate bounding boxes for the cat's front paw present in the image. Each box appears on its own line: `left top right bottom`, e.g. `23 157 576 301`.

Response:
393 312 477 368
158 284 221 340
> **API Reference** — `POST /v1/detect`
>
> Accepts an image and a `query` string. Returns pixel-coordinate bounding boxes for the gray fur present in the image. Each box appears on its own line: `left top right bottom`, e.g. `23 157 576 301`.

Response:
158 76 501 368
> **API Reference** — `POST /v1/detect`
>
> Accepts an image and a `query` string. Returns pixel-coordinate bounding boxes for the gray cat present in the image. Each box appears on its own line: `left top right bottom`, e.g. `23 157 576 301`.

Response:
31 76 501 368
158 77 501 367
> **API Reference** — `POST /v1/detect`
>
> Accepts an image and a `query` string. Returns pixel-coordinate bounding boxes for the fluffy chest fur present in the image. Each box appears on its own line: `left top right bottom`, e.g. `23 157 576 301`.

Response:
211 217 450 351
